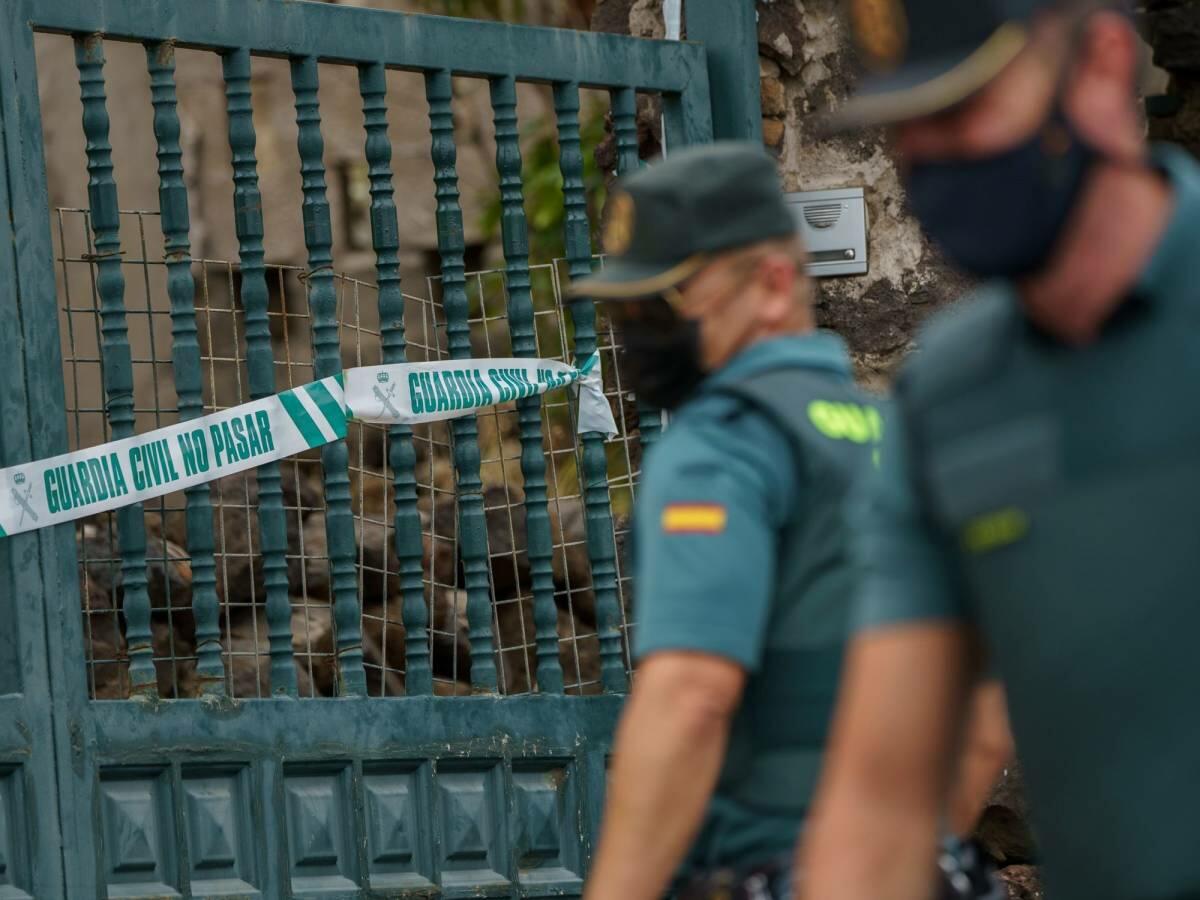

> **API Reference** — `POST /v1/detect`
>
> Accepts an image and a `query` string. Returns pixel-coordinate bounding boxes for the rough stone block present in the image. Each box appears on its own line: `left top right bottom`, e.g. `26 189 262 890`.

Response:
976 763 1037 865
1146 4 1200 73
761 76 787 116
589 0 637 34
996 864 1043 900
629 0 665 39
759 55 781 78
762 117 786 148
757 1 808 75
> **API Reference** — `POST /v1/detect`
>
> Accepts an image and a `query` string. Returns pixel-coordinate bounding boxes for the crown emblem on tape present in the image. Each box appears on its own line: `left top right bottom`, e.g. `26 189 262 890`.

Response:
850 0 908 69
376 372 390 384
12 473 25 486
603 192 636 256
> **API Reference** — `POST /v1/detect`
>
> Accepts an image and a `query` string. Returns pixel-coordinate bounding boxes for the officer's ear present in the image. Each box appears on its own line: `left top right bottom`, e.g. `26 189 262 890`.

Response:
755 252 800 327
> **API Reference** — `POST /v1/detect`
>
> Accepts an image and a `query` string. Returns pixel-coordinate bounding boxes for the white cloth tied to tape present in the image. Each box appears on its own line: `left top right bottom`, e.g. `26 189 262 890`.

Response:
0 354 616 539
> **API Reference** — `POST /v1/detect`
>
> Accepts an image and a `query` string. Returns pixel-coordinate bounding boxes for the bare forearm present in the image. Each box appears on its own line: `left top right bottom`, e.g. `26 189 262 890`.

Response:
796 627 972 900
946 681 1013 835
799 795 942 900
584 691 730 900
801 700 1010 900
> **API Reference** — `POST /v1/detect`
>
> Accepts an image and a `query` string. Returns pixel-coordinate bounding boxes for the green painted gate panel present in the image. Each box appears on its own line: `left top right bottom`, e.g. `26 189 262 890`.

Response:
86 696 623 898
489 74 564 696
223 45 302 700
0 8 93 899
0 0 735 895
148 40 229 700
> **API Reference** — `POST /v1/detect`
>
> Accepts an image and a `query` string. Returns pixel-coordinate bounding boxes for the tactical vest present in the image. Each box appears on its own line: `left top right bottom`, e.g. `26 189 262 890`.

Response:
710 366 883 815
898 283 1200 900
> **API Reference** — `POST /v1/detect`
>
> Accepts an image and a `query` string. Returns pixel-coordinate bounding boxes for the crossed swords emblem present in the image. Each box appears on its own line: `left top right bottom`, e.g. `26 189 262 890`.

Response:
373 380 402 419
10 474 37 527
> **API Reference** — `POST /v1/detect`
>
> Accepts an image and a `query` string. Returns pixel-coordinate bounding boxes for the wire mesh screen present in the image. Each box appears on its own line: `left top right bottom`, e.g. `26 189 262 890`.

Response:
57 208 643 701
419 258 639 695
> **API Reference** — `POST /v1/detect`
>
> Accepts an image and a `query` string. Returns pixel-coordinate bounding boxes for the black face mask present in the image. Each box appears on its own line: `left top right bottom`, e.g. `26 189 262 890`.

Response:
615 297 706 411
904 106 1098 279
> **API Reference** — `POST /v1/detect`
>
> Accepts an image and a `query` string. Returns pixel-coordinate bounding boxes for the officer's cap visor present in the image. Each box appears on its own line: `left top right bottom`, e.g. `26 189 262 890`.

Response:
820 22 1028 135
568 253 709 300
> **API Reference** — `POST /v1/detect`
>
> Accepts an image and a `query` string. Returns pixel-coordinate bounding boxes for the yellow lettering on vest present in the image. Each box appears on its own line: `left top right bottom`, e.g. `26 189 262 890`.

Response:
962 507 1029 554
808 400 885 445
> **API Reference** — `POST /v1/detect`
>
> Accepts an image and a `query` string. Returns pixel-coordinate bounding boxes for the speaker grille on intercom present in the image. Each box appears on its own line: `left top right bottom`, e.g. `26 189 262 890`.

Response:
804 203 842 229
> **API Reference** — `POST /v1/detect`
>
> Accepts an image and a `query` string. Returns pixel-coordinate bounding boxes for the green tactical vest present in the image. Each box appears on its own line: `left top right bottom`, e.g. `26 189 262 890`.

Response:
894 280 1200 900
711 367 884 815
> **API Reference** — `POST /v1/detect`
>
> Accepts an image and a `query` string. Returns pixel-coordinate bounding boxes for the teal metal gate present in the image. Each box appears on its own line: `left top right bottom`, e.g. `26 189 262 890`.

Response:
0 0 759 895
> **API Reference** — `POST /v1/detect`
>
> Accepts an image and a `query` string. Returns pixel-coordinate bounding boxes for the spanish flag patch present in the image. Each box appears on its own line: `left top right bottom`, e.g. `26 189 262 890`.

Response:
661 502 727 535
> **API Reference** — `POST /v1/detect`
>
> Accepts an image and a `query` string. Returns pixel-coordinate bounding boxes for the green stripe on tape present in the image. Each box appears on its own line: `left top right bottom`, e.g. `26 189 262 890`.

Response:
0 522 6 538
305 381 348 440
278 390 327 449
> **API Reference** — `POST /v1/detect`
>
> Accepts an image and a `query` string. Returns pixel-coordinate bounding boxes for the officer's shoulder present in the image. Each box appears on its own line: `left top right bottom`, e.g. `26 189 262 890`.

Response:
676 390 795 445
898 283 1019 409
649 392 792 476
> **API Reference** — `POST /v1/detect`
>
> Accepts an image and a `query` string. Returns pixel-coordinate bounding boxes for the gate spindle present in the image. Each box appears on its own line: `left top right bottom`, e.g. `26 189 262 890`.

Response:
611 87 662 449
290 56 368 697
425 69 498 692
359 62 431 695
222 48 297 696
147 40 226 696
553 82 627 694
490 75 564 693
74 34 158 699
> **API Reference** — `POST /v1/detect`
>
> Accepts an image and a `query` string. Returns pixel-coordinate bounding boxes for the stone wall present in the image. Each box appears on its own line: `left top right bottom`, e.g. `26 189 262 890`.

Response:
756 0 974 389
1145 1 1200 154
592 0 971 391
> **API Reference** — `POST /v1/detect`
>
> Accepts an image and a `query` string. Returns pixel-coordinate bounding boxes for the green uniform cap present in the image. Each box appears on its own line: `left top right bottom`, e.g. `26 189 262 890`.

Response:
571 141 796 300
829 0 1127 131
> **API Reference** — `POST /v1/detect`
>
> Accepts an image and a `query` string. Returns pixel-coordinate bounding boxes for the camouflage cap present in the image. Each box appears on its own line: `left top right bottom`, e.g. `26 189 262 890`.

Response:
570 141 796 300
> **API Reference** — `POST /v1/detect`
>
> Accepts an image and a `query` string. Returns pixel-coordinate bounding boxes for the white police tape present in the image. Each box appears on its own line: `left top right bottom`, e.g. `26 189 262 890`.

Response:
0 354 616 539
344 354 614 431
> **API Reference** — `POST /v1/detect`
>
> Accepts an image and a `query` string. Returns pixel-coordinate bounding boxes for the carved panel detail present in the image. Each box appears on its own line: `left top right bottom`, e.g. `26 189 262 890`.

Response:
99 771 179 897
437 764 508 888
182 768 257 895
513 763 581 886
284 767 357 892
85 750 598 896
363 767 434 890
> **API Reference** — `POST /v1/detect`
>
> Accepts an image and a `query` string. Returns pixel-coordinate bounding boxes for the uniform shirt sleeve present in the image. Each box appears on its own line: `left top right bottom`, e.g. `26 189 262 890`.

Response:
850 400 970 632
632 402 798 672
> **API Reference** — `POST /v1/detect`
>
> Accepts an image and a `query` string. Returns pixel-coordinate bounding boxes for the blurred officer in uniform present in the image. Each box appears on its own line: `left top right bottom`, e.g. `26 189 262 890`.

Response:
575 143 1009 900
798 2 1200 900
